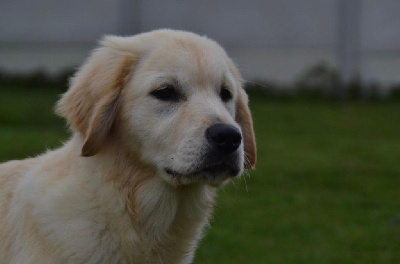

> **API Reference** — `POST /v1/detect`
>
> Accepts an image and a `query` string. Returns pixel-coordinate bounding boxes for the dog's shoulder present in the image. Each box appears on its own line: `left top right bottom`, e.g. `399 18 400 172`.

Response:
0 157 38 203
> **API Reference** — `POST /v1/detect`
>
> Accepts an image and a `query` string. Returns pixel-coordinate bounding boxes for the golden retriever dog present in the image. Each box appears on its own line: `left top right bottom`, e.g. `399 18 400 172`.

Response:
0 29 256 264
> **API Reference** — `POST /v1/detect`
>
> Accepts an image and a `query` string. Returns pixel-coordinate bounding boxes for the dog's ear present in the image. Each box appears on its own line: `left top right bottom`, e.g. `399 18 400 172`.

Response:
236 88 257 169
56 38 135 156
228 61 256 169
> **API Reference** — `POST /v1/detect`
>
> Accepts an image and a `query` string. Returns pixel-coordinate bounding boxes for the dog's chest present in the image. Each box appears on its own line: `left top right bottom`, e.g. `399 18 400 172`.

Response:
10 171 215 264
129 181 216 264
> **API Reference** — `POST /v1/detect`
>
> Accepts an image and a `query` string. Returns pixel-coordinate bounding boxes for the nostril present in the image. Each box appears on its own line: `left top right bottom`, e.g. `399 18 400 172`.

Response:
232 133 241 145
214 133 227 145
206 124 242 153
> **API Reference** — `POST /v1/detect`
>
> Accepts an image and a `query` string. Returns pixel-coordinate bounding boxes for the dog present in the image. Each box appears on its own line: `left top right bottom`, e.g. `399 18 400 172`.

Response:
0 29 256 264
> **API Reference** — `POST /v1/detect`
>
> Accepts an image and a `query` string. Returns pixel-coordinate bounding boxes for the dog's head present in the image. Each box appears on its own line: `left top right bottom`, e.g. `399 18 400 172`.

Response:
57 30 256 186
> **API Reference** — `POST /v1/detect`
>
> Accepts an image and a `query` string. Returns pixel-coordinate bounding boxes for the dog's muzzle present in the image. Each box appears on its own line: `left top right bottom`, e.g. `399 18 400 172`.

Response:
164 123 243 185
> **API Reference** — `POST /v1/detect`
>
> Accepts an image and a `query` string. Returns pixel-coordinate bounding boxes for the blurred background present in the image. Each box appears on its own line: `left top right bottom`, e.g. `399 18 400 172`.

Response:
0 0 399 263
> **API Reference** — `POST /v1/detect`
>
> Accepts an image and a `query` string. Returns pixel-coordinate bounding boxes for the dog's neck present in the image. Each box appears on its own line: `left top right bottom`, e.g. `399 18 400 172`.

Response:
71 135 217 263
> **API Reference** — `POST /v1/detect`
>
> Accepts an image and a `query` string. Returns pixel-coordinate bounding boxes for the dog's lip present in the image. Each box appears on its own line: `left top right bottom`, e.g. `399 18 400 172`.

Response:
164 163 236 177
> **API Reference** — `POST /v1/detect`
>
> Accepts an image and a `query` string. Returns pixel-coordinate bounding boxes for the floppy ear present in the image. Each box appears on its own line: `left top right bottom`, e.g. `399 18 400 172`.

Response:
56 39 134 156
236 88 257 169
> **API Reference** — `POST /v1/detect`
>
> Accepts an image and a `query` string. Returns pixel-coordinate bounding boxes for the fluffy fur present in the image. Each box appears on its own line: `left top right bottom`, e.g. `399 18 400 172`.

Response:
0 29 256 264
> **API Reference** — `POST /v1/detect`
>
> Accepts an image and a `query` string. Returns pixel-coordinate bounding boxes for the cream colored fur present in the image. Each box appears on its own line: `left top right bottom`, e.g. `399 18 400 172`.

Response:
0 30 256 264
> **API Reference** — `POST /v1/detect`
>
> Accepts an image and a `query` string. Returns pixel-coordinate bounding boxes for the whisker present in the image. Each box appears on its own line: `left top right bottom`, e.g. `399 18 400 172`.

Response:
243 176 249 193
230 178 239 190
244 79 271 89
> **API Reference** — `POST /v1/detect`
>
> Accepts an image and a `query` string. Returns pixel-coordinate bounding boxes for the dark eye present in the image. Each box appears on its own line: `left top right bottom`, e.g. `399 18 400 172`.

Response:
150 85 180 102
220 85 232 102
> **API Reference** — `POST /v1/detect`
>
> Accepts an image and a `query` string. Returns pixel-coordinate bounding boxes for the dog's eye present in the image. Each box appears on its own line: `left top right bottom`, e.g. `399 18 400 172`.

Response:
150 85 180 102
220 85 232 102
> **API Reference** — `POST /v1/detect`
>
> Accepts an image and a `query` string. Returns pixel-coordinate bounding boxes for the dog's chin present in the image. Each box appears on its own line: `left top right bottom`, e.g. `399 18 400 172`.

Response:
162 164 241 187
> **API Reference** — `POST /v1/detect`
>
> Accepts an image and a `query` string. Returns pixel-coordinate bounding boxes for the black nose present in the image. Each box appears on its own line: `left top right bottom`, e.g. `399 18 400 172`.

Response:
206 124 242 154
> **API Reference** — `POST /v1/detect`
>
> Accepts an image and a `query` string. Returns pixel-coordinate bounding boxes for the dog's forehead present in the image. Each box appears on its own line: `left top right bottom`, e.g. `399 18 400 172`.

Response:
142 37 231 88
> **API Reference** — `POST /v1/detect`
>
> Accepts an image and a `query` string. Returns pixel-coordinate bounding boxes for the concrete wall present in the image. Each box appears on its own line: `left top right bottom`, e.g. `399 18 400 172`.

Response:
0 0 139 42
1 0 399 85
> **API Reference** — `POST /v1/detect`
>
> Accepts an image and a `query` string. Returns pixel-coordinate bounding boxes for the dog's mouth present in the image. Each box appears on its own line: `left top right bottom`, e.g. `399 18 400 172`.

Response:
165 163 235 176
164 162 239 185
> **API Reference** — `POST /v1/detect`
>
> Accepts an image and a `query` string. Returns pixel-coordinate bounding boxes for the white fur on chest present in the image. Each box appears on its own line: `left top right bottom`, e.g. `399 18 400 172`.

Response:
7 163 137 263
133 178 216 263
5 149 215 264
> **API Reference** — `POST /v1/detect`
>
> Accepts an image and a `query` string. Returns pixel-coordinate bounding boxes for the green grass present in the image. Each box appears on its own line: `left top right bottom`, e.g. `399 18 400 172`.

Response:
0 88 399 263
0 88 68 161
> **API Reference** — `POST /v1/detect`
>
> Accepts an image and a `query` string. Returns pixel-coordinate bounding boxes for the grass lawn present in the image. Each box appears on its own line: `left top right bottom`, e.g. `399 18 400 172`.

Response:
0 88 399 263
